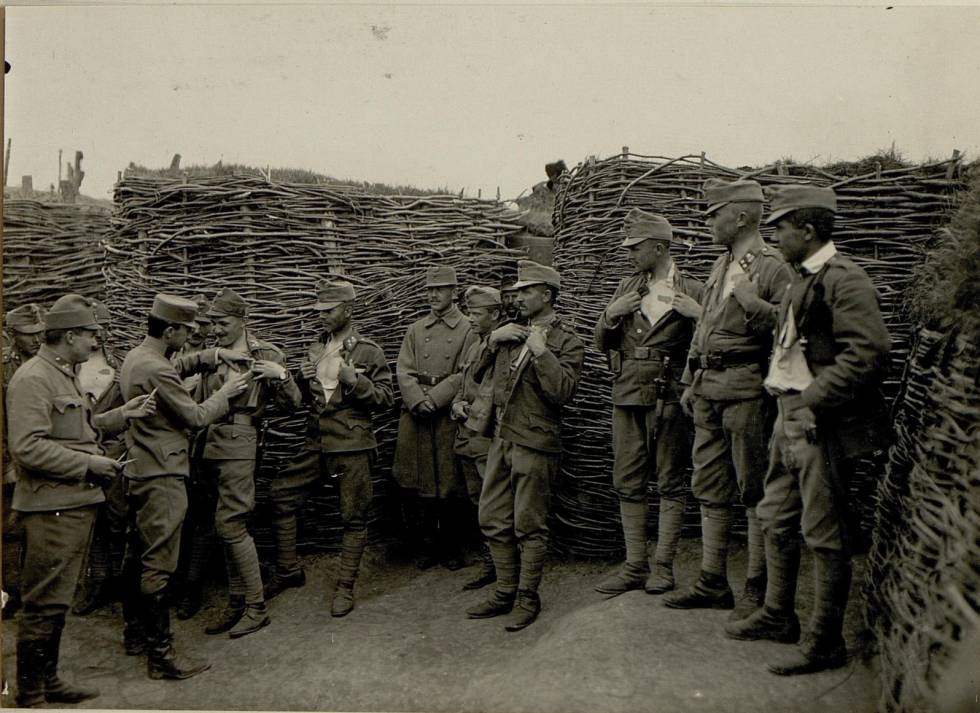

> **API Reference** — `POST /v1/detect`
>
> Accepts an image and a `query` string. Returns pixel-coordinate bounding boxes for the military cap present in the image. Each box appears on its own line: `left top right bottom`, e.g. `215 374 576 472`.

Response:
191 294 212 325
621 208 674 247
424 266 458 288
207 288 248 318
45 294 100 331
766 184 838 225
150 294 198 328
513 260 561 290
464 286 502 308
500 280 517 294
5 304 46 334
314 279 356 311
703 178 765 215
88 299 111 325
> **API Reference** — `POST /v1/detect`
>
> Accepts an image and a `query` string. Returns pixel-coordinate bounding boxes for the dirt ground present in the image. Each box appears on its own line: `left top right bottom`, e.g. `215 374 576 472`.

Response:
1 540 877 713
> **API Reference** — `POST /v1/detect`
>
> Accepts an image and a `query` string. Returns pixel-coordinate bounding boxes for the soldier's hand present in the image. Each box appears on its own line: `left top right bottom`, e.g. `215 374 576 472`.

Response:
490 323 529 347
680 386 695 418
218 371 250 399
415 398 437 416
451 400 470 421
251 359 287 381
731 275 759 309
525 326 548 357
87 455 121 483
338 360 358 386
217 348 253 370
672 292 703 320
121 393 157 420
606 292 642 321
299 360 317 380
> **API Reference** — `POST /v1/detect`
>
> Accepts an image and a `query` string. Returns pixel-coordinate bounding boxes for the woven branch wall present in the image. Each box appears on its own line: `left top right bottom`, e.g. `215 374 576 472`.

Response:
2 200 111 312
104 175 525 552
550 151 964 557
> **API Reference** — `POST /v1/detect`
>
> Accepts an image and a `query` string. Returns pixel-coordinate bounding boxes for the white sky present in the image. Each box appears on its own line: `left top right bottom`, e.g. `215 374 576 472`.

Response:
4 3 980 201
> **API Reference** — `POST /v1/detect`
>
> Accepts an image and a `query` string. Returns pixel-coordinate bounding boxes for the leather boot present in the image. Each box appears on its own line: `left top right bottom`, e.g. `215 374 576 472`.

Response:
595 561 649 597
43 626 100 703
122 581 148 656
204 595 246 635
264 568 306 601
596 499 649 597
331 529 366 618
415 498 440 570
645 561 675 595
439 498 467 571
15 639 47 708
648 498 685 594
175 581 203 620
145 592 211 680
227 602 270 639
504 590 541 632
663 571 735 610
462 542 496 591
729 574 767 622
727 531 801 640
466 588 516 618
768 552 850 675
725 605 801 643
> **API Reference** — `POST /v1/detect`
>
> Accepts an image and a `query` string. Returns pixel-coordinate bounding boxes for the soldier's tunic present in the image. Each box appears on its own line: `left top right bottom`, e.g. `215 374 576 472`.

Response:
394 306 476 498
120 340 232 594
452 335 497 505
6 346 130 641
683 237 793 507
595 267 704 503
757 247 890 552
2 345 32 606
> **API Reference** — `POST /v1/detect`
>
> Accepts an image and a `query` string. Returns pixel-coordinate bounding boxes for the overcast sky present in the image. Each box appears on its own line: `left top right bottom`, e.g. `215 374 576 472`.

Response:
5 3 979 201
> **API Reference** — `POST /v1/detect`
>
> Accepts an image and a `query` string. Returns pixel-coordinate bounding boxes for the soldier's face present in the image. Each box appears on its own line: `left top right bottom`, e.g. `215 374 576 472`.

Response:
68 328 100 364
318 303 351 334
517 285 549 319
627 240 665 273
13 331 43 356
427 286 455 313
502 293 518 317
212 315 245 347
774 218 810 264
187 321 211 347
706 204 739 247
467 306 499 335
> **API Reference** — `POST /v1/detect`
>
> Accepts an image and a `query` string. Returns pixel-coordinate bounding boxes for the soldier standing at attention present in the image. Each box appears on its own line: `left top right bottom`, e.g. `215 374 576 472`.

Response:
119 294 249 680
593 210 704 597
466 260 584 631
2 303 45 615
265 279 393 617
666 179 793 619
185 288 302 639
451 286 505 591
6 294 156 707
725 186 890 675
394 266 476 570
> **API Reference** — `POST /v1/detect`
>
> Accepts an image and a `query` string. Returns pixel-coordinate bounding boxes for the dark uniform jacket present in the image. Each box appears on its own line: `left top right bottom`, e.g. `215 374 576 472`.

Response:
595 269 705 406
120 338 232 479
297 329 393 453
453 336 496 458
6 346 129 512
479 313 584 454
3 345 33 484
174 332 302 461
685 237 794 400
780 253 891 459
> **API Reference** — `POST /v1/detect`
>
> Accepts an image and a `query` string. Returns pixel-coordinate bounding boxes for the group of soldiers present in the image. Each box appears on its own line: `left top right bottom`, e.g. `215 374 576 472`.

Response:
0 176 890 706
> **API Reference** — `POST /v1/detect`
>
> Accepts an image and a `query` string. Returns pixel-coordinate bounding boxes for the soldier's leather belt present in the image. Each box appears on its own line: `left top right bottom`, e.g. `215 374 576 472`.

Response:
622 347 672 361
692 351 766 371
225 413 257 427
417 374 448 387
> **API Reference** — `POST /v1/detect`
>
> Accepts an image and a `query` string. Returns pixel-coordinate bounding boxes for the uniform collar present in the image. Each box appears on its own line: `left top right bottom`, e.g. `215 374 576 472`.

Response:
646 260 676 285
37 345 77 379
800 241 837 275
730 232 766 263
424 305 463 329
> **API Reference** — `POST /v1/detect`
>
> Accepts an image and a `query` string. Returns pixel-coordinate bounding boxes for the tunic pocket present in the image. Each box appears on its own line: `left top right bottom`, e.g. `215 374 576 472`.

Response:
50 395 85 440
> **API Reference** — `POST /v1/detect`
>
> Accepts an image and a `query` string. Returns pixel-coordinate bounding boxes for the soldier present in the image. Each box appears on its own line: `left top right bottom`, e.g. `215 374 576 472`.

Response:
666 179 793 618
2 303 45 615
394 266 477 570
466 260 584 631
451 286 505 591
265 279 393 617
6 294 156 706
119 294 249 679
593 210 704 597
725 186 890 675
500 282 519 321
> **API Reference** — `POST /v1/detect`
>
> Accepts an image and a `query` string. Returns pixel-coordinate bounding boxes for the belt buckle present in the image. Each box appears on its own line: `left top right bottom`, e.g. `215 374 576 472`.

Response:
635 347 651 360
705 353 724 370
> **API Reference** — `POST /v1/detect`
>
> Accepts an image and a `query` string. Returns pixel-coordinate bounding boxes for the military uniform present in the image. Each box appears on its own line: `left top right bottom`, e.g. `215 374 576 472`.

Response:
666 179 793 614
593 210 704 596
268 279 393 617
394 266 477 567
468 261 584 631
727 185 890 676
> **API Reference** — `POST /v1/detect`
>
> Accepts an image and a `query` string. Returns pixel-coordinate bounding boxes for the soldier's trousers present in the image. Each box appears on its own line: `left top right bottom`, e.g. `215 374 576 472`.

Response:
690 395 771 508
125 476 188 595
203 458 263 604
756 395 853 554
612 402 691 503
2 482 23 603
18 505 97 641
479 439 557 550
460 453 489 508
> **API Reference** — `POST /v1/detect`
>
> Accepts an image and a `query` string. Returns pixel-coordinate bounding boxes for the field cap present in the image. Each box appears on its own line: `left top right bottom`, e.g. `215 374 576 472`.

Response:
425 265 458 288
314 279 356 311
207 288 248 319
45 294 100 330
150 294 198 328
621 208 674 247
513 260 561 290
766 185 838 225
703 178 765 215
5 304 46 334
464 286 502 308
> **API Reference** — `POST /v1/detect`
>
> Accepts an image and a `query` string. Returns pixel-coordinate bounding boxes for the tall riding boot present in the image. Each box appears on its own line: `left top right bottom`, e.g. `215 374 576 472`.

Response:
43 624 99 703
647 497 685 594
331 528 367 617
415 497 440 570
467 541 518 618
505 539 546 632
664 506 734 609
726 530 801 643
145 592 211 680
440 498 467 571
768 552 850 675
264 514 306 600
730 508 768 621
596 499 649 596
15 639 47 707
463 540 497 591
122 562 148 656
